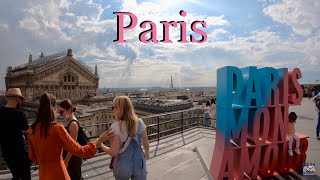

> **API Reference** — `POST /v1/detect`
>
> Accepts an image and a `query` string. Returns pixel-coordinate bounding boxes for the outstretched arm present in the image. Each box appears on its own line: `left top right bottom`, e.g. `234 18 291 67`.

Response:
141 129 149 159
100 135 121 157
56 125 97 159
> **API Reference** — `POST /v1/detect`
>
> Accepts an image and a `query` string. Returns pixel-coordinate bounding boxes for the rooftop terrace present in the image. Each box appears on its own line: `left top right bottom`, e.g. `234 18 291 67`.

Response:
1 98 320 180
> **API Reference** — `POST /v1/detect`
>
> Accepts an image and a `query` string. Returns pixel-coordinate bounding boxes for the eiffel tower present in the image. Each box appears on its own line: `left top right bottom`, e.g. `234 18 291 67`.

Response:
170 75 174 89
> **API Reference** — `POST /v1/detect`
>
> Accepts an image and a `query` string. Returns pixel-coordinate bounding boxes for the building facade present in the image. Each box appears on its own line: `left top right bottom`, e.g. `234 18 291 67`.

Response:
76 105 115 137
133 99 194 114
5 49 99 102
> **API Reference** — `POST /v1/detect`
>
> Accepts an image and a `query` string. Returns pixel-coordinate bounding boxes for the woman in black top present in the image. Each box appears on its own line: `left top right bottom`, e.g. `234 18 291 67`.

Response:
58 99 82 180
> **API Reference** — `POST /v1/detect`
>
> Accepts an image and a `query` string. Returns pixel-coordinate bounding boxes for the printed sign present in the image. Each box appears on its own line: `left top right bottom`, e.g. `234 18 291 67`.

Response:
303 163 316 175
210 66 309 179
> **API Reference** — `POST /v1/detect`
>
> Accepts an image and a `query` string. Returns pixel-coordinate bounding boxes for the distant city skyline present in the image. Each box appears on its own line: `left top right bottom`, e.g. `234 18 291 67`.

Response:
0 0 319 90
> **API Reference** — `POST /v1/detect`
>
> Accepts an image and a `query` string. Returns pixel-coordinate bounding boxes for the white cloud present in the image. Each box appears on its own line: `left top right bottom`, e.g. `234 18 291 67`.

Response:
0 0 319 89
58 0 71 9
89 0 320 86
208 29 320 71
0 23 9 31
203 15 229 27
263 0 320 36
75 16 113 33
93 57 218 88
207 28 228 41
70 0 104 21
19 17 40 31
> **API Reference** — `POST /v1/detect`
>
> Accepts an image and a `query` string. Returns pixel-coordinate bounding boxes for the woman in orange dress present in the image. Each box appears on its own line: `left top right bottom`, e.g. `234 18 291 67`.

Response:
28 93 111 180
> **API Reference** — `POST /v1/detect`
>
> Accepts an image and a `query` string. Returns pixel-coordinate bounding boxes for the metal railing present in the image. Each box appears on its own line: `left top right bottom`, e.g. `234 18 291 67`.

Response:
144 115 199 141
83 108 206 141
142 108 206 142
0 108 210 176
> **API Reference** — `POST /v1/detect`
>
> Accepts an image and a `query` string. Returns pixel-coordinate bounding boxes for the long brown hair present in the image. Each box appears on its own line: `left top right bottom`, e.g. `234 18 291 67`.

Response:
59 99 76 112
31 92 56 137
113 96 137 137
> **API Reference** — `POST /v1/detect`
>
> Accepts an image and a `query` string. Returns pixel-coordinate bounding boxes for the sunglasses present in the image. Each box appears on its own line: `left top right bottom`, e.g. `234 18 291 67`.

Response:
58 110 65 115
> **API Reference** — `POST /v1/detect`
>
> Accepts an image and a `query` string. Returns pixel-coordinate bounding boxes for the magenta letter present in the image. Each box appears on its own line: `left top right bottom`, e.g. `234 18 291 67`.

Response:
113 12 138 43
160 21 178 43
139 21 159 43
288 68 303 105
177 10 188 43
190 21 207 43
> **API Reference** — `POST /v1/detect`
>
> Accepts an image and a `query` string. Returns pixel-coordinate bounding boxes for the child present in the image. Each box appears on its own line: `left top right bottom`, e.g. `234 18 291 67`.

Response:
288 112 300 156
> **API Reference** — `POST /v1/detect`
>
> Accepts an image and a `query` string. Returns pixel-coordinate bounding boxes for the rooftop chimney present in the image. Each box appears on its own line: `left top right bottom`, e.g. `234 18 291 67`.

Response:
29 54 32 63
67 49 73 57
95 64 98 76
39 52 44 58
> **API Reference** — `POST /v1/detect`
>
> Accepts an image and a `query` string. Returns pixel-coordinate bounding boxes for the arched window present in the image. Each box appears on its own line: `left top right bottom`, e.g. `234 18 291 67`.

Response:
68 75 71 82
64 76 67 82
72 76 74 82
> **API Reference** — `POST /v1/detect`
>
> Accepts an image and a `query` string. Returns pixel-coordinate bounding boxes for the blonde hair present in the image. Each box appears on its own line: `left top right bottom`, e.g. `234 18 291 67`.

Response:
113 96 138 137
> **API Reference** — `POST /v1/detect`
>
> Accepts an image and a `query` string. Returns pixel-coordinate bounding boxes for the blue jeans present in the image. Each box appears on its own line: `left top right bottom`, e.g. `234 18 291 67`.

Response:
113 152 146 180
204 113 209 127
113 135 146 180
317 112 320 137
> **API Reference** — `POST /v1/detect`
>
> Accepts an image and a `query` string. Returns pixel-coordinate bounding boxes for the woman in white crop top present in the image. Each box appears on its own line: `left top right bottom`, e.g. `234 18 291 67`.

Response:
100 96 149 180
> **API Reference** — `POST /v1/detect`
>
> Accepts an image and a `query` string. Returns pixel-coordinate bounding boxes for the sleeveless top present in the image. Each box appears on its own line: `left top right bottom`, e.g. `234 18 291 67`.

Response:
62 120 81 160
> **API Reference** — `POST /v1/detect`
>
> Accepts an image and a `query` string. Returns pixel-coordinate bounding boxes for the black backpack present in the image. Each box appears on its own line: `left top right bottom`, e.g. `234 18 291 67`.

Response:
316 101 320 111
66 120 90 146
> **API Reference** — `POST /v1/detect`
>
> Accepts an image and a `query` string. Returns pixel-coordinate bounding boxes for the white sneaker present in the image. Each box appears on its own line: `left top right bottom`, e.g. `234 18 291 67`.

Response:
294 148 300 154
288 149 293 156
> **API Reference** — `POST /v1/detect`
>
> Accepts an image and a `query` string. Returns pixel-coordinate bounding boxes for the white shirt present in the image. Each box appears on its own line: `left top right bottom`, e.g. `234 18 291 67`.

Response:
110 118 146 153
209 104 216 119
204 106 210 114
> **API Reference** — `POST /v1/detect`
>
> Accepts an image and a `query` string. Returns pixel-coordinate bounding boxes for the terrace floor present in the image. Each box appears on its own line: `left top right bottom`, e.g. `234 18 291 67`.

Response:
1 98 320 180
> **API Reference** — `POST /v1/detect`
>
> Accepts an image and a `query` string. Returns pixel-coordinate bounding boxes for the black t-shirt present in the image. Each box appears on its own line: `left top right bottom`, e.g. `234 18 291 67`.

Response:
62 120 82 161
0 107 29 158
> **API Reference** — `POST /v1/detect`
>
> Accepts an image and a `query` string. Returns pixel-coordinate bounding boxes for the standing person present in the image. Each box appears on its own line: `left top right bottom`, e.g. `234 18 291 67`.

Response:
0 88 31 180
287 112 300 156
209 98 216 129
308 87 312 99
100 96 149 180
203 101 210 127
28 93 112 180
312 93 320 140
59 99 82 180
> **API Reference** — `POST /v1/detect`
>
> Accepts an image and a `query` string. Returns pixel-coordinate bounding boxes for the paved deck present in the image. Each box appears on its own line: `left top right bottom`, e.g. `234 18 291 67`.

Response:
1 98 320 180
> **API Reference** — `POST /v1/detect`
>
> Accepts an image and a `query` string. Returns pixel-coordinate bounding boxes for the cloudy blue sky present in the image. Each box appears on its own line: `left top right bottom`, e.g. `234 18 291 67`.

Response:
0 0 319 89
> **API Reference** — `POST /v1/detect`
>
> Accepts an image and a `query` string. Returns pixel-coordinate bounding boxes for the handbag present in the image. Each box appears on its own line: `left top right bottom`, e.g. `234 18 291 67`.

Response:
109 136 129 169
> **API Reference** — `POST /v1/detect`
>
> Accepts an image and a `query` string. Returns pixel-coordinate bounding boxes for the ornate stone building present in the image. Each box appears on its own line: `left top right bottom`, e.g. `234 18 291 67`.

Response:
5 49 99 102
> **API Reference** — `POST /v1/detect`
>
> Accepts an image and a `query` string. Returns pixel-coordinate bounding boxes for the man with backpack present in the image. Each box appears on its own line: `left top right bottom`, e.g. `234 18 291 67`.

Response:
312 92 320 140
